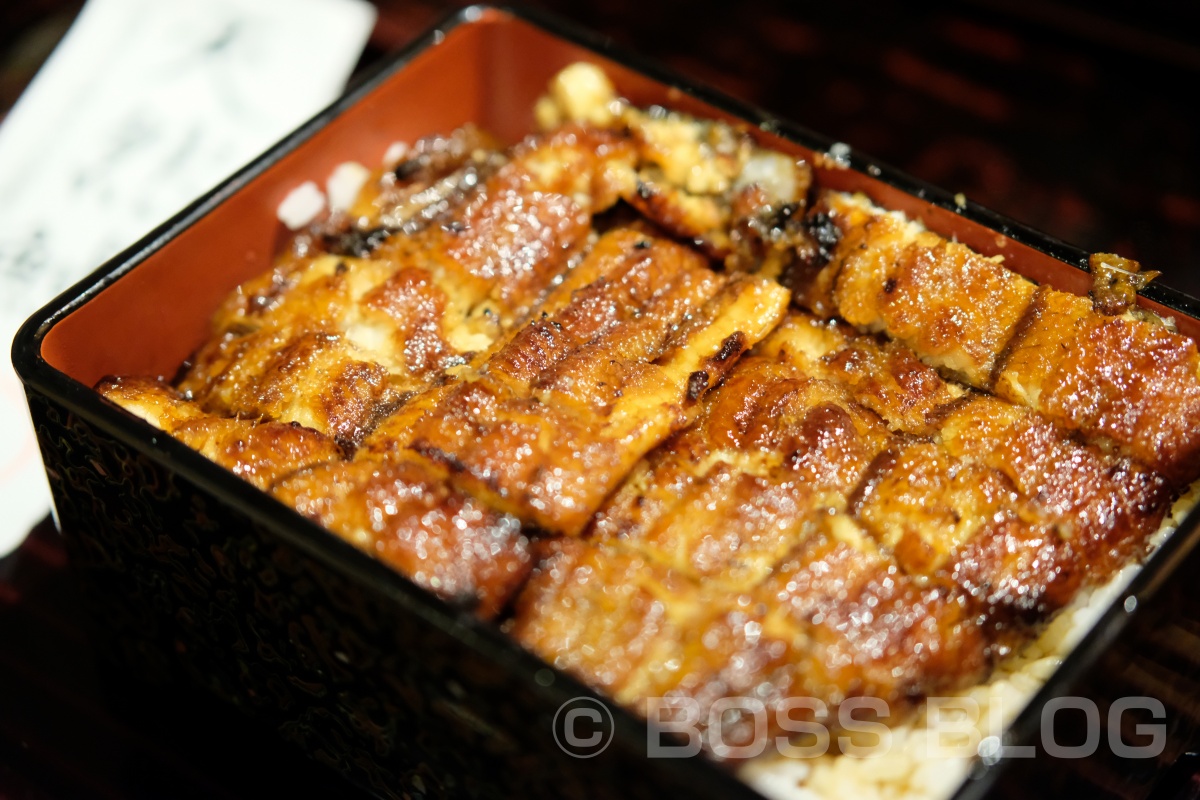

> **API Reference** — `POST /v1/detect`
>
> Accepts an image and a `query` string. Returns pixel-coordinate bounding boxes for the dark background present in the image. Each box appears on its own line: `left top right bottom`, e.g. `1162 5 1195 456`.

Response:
2 2 1200 798
4 0 1199 293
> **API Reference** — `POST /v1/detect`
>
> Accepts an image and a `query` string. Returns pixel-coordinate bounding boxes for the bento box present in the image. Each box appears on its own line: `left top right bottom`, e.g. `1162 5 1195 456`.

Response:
13 6 1200 799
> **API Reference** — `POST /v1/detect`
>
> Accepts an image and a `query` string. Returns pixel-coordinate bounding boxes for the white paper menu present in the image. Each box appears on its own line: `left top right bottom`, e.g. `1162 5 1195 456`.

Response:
0 0 377 555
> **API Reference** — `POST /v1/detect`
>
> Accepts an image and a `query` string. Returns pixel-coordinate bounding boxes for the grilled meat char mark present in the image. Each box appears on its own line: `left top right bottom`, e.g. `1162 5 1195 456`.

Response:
759 313 1171 617
514 300 1174 757
795 191 1200 487
362 228 791 536
98 379 532 620
588 358 894 591
179 125 638 447
511 354 997 758
96 376 343 490
273 458 530 620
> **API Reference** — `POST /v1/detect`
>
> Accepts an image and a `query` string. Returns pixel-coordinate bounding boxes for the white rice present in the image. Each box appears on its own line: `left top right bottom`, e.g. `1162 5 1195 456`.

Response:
382 140 409 167
326 161 371 214
276 180 326 230
739 482 1200 800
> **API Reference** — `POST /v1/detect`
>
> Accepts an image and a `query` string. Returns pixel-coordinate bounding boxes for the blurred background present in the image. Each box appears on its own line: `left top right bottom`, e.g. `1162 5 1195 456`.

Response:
4 0 1199 292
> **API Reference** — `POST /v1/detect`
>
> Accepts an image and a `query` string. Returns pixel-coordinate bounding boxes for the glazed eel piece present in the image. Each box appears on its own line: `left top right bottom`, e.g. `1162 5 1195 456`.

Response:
96 376 342 491
96 376 532 620
788 191 1200 487
130 226 786 608
758 313 1171 600
510 311 1172 757
509 354 991 756
361 227 791 536
176 123 638 448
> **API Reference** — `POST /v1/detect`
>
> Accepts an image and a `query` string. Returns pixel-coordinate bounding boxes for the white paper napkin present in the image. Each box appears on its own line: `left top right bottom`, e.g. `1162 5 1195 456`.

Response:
0 0 377 555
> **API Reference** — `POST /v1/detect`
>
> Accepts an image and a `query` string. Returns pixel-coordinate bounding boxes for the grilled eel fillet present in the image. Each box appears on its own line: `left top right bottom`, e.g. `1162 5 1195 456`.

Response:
177 124 638 447
271 458 531 619
96 376 342 490
789 191 1200 487
757 314 1171 595
362 228 791 535
510 311 1171 757
96 377 532 618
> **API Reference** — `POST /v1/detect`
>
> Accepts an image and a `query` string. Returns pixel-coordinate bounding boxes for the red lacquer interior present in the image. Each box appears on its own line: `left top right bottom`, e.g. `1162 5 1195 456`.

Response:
39 8 1198 387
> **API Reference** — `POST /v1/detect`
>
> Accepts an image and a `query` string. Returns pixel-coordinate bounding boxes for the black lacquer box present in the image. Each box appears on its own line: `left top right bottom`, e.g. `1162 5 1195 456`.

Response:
13 7 1200 799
